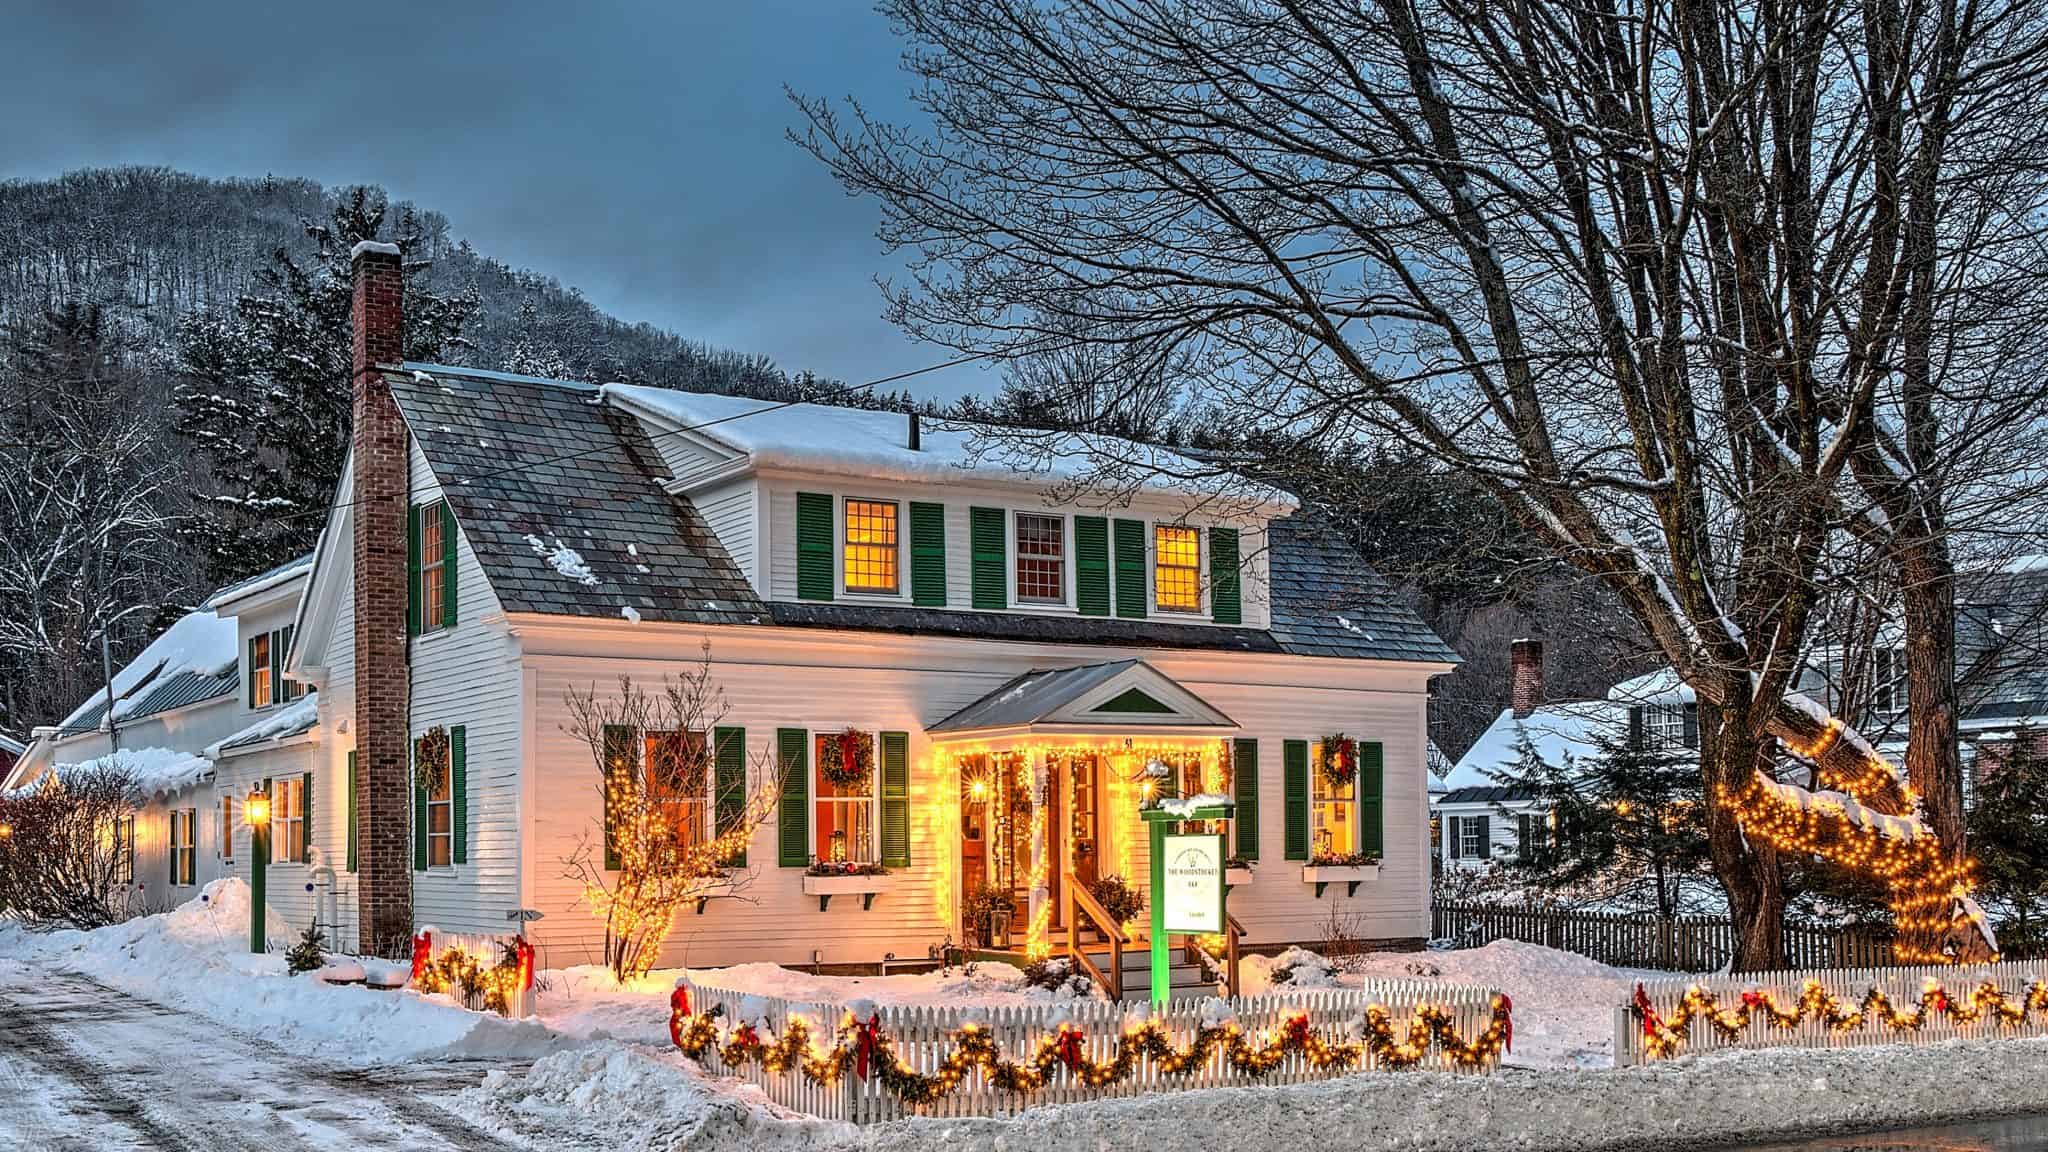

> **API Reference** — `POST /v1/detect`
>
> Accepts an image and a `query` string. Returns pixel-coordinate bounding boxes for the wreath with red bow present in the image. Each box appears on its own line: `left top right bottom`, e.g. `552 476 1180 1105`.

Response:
819 728 875 790
1317 734 1357 791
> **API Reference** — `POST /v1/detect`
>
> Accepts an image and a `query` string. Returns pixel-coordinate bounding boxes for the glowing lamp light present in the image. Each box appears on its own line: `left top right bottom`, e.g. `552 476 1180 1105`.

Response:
0 822 13 840
245 791 271 827
969 778 988 801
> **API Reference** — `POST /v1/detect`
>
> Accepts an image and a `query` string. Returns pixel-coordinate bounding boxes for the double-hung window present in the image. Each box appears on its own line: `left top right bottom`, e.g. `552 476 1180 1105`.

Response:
1154 524 1201 613
112 815 136 883
420 499 450 631
220 794 236 862
645 729 710 862
814 731 877 864
1645 704 1686 749
1015 514 1064 603
1458 814 1489 860
843 500 900 594
421 746 454 868
1874 647 1907 716
248 632 273 708
1309 741 1355 857
273 777 306 863
170 809 197 886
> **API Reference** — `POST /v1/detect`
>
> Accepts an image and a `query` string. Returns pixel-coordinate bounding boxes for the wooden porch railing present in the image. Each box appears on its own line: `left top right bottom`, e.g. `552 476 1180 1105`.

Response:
1065 871 1127 1001
1185 913 1246 997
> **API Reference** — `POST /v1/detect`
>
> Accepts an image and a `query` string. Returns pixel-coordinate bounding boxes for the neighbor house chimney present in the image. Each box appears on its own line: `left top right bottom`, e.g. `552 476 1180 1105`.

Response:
349 240 413 957
1510 638 1544 718
907 410 922 451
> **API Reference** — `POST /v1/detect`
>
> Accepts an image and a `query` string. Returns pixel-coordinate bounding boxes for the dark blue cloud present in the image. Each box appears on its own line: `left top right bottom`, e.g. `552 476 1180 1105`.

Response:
0 0 997 400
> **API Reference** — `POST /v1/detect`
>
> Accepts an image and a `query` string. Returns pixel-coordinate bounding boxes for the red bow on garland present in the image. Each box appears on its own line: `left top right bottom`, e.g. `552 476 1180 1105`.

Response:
1633 983 1661 1039
514 937 537 992
1498 994 1513 1054
1741 989 1763 1010
668 986 691 1048
410 930 433 983
1056 1025 1086 1069
1285 1013 1312 1047
854 1013 883 1080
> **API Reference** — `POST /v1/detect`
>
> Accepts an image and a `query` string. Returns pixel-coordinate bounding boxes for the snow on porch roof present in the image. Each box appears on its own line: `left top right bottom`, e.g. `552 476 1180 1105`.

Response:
928 659 1236 735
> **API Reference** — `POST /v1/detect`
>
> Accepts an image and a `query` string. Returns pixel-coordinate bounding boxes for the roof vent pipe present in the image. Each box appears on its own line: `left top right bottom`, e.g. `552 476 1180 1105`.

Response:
908 410 922 451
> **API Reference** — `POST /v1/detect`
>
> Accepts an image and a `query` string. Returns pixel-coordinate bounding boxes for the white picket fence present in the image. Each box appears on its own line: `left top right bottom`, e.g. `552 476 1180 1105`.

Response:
1614 960 2048 1066
680 976 1503 1122
422 929 536 1018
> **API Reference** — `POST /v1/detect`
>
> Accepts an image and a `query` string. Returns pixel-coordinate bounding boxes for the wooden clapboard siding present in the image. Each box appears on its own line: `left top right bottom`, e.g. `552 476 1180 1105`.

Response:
515 620 1435 967
693 479 759 590
401 440 527 936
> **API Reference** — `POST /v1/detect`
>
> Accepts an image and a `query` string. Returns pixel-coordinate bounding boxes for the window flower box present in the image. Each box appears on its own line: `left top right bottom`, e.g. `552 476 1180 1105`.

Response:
1302 858 1380 898
1225 861 1256 888
802 868 893 911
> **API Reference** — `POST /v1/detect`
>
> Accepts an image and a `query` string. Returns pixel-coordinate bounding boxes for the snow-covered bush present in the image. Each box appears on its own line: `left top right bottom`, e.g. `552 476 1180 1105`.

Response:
1265 947 1337 987
0 760 148 929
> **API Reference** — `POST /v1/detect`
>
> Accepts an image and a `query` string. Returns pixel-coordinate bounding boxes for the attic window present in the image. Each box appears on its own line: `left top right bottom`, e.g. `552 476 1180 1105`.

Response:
1154 525 1201 613
1093 688 1173 714
420 500 449 631
843 500 899 594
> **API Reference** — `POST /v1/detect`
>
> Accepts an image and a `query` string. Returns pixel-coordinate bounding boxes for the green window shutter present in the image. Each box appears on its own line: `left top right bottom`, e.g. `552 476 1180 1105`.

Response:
450 725 468 865
279 626 298 701
1283 739 1309 861
1209 526 1241 624
909 501 948 607
346 751 358 872
795 492 835 601
440 501 459 628
1232 738 1259 860
300 770 314 863
407 503 422 636
714 726 746 867
880 731 910 869
247 637 260 707
269 630 284 708
412 740 428 872
1075 516 1110 616
1113 518 1147 618
1358 740 1384 858
777 728 810 867
601 724 634 871
969 507 1006 609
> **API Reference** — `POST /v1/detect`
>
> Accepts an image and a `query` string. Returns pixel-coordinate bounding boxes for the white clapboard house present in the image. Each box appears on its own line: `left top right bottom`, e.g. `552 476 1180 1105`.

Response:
10 245 1459 980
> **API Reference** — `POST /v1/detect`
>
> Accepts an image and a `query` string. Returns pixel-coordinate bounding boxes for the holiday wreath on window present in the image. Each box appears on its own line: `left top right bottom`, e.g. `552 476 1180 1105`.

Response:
1316 734 1357 791
819 727 875 789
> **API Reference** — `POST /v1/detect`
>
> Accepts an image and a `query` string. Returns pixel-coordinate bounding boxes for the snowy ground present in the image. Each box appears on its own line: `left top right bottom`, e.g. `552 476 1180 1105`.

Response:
5 889 2046 1152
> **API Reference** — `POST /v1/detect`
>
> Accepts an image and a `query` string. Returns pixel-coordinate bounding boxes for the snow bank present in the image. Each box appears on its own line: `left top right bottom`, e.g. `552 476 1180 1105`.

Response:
4 879 567 1066
53 746 214 801
457 1043 851 1152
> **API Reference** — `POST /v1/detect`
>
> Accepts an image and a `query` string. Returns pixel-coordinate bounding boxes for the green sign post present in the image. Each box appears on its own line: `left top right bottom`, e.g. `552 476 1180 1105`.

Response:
1142 802 1233 1005
247 789 271 954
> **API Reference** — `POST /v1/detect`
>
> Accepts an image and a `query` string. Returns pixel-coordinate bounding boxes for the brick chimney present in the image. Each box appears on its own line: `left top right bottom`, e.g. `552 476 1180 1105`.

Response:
1510 639 1544 718
349 241 412 956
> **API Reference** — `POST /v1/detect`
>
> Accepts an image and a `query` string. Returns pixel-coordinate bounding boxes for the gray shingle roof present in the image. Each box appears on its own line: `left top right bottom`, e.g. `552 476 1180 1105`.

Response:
928 660 1233 733
391 366 1456 664
1437 784 1541 806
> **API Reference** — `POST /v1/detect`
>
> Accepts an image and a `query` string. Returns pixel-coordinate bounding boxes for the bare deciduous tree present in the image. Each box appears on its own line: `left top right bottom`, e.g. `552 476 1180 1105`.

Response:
0 761 147 929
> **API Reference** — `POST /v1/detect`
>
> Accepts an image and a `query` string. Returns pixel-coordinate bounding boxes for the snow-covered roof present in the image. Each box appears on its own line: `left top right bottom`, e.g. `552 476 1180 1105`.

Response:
1606 668 1696 706
57 608 239 733
208 692 319 757
0 732 22 758
1440 699 1627 792
204 552 314 610
52 746 214 802
599 383 1296 512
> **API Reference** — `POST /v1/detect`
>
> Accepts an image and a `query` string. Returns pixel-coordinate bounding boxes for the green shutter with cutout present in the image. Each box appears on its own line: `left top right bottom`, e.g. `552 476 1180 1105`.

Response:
777 728 810 867
1075 516 1110 616
269 630 284 708
714 726 746 867
909 501 947 607
1114 518 1147 618
796 492 835 601
346 751 358 872
300 770 314 864
440 501 459 628
880 731 910 869
412 740 428 872
450 725 468 865
602 724 634 871
1209 526 1241 625
407 503 422 636
1358 740 1384 858
1283 739 1309 861
970 507 1006 609
1232 738 1259 860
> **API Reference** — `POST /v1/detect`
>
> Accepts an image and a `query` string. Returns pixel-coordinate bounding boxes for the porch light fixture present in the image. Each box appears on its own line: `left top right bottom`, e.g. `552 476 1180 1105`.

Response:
245 790 271 827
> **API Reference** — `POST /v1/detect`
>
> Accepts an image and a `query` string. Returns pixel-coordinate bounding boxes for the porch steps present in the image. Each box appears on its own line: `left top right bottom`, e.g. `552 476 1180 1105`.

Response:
1073 945 1218 1003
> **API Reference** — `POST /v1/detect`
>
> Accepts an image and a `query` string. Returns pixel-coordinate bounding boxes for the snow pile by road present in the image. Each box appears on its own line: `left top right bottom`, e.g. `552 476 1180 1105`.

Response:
458 1042 851 1152
2 879 566 1066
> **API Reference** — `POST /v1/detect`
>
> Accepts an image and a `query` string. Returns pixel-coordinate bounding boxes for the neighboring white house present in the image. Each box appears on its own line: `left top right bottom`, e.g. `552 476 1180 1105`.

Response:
12 246 1462 980
5 556 317 917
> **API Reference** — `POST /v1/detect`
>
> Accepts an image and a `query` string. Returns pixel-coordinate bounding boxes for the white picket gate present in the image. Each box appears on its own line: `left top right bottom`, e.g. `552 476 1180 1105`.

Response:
679 976 1503 1122
1614 959 2048 1066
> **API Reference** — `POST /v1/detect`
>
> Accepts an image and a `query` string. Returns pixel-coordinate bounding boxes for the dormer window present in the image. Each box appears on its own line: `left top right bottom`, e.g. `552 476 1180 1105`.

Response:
420 499 449 631
843 499 900 594
1016 514 1065 603
248 632 272 707
1645 704 1686 749
1154 524 1201 613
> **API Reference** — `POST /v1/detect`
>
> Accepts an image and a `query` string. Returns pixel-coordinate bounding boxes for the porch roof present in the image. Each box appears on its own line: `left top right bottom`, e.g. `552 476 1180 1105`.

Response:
927 659 1236 737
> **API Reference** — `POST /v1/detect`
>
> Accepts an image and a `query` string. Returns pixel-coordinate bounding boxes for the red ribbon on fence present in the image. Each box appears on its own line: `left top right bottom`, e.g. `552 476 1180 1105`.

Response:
514 937 536 991
854 1013 883 1080
1633 983 1660 1038
1741 988 1762 1011
1056 1024 1085 1069
1284 1013 1312 1047
668 985 690 1048
410 930 433 984
1498 994 1513 1053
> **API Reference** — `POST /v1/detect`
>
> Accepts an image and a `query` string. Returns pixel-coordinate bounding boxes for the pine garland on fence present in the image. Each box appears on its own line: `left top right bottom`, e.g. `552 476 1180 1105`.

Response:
668 986 1514 1105
1632 977 2048 1058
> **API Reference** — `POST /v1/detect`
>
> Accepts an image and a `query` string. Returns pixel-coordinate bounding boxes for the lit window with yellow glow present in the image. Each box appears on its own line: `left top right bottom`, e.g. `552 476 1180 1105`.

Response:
843 500 899 594
1154 524 1200 612
1311 741 1356 857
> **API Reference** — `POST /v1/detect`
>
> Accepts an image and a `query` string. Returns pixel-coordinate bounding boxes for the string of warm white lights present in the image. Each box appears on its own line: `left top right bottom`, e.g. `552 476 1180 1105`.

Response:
1631 977 2048 1059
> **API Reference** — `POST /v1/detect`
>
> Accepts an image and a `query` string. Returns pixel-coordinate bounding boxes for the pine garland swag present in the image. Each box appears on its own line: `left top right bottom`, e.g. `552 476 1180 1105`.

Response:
672 995 1514 1106
1631 977 2048 1058
1316 734 1357 791
819 728 875 789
